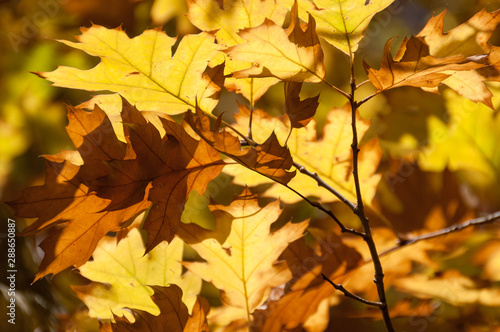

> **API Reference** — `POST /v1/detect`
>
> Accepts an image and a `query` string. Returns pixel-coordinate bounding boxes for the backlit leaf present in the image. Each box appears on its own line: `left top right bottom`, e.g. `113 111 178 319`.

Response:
282 0 395 55
363 36 484 92
73 228 202 321
185 107 296 185
38 26 221 115
225 104 382 205
8 98 224 279
225 1 325 83
178 188 309 318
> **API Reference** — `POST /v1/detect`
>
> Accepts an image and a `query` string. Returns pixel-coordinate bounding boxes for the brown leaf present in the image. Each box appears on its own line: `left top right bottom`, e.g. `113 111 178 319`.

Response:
103 285 189 332
88 99 225 250
284 81 319 128
375 164 475 233
363 36 484 92
183 296 210 332
8 98 225 279
185 106 295 184
252 230 362 331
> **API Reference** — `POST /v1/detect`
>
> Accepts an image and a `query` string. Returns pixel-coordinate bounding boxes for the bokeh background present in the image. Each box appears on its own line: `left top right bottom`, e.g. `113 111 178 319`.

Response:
2 0 500 331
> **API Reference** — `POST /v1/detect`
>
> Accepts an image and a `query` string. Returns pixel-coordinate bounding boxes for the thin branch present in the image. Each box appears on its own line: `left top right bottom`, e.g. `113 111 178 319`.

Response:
355 79 371 89
321 273 382 307
248 78 254 140
318 76 351 100
356 90 381 108
293 161 357 211
279 181 364 237
346 48 394 331
379 211 500 257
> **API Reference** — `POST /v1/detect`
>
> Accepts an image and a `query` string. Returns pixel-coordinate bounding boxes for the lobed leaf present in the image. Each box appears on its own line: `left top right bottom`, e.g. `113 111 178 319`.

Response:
73 228 202 321
282 0 395 55
178 188 309 317
38 26 221 115
225 1 325 83
225 104 382 205
8 98 224 279
363 36 484 92
185 107 296 185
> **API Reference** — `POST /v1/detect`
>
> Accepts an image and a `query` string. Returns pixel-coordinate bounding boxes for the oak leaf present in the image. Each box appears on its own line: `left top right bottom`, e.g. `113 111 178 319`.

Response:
282 0 395 55
101 286 190 332
363 36 484 92
253 230 362 331
395 270 500 306
284 81 319 128
185 107 296 185
225 0 325 83
417 89 500 209
225 104 382 205
38 25 222 115
178 188 309 317
187 0 285 103
8 98 224 279
7 156 150 281
73 228 202 321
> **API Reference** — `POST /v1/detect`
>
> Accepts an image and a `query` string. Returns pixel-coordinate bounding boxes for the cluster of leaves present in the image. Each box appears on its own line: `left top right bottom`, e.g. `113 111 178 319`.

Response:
7 0 500 331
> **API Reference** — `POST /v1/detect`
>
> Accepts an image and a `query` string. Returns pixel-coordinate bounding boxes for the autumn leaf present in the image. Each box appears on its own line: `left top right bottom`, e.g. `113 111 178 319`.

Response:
363 36 484 92
282 0 395 55
225 104 382 205
225 0 325 83
8 98 224 279
87 98 225 250
185 107 296 185
102 286 189 332
416 9 500 108
284 81 319 129
178 188 309 319
186 0 285 103
253 230 362 331
38 25 222 115
72 228 202 321
417 89 500 209
186 0 286 46
183 296 210 332
376 166 475 234
7 155 150 281
395 270 500 306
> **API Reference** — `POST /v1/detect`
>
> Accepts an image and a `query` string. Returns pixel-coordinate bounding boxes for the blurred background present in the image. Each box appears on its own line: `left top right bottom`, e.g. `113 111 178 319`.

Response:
1 0 500 331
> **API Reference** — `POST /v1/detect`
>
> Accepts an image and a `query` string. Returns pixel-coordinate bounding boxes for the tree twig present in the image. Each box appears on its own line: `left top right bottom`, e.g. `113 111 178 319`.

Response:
321 273 383 307
379 211 500 257
293 161 357 211
346 48 394 332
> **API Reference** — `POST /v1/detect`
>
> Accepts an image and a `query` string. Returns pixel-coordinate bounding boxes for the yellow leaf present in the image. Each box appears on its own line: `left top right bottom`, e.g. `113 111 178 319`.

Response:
418 89 500 185
39 26 221 115
225 1 325 83
225 104 382 205
178 188 309 318
73 228 202 321
282 0 395 55
187 0 287 46
395 270 500 306
417 9 500 108
151 0 187 25
187 0 286 102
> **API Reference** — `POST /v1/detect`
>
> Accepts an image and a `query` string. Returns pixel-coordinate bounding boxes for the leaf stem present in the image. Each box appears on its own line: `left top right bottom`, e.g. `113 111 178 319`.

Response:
356 90 380 107
321 273 383 307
